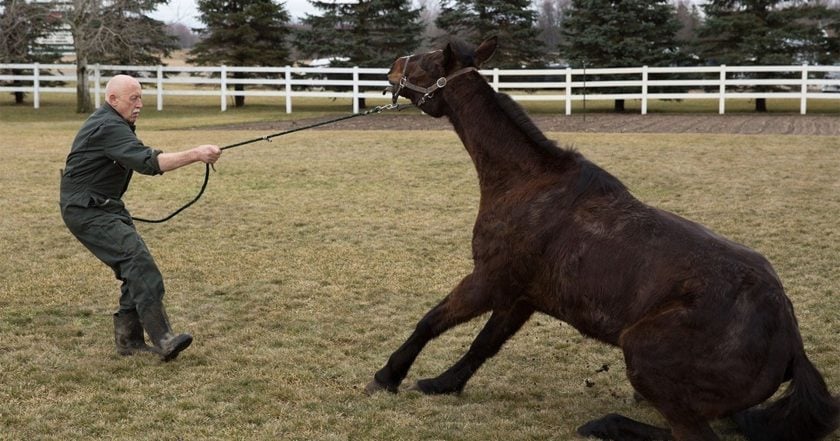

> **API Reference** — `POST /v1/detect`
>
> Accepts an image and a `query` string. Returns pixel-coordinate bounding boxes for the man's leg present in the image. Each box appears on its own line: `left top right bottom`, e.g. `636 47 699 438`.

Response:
113 308 156 356
62 206 192 361
110 281 157 355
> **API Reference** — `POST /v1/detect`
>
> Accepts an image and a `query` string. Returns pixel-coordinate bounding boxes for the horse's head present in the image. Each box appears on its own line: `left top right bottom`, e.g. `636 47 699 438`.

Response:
387 36 497 117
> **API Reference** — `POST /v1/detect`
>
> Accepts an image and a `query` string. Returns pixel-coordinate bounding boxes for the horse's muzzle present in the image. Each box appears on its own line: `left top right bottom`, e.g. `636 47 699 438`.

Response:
383 84 400 105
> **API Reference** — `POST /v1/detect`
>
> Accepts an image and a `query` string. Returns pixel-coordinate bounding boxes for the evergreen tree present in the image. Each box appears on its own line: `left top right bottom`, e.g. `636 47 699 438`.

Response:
294 1 354 64
435 0 546 68
295 0 423 68
560 0 681 111
0 0 62 103
696 0 840 111
190 0 291 108
294 0 423 107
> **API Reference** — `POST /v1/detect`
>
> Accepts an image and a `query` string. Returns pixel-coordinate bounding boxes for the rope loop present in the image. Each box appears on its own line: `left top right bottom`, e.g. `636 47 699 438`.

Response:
132 103 410 223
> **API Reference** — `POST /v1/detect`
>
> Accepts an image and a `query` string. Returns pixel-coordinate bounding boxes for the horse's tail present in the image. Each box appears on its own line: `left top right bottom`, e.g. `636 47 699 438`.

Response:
734 351 839 441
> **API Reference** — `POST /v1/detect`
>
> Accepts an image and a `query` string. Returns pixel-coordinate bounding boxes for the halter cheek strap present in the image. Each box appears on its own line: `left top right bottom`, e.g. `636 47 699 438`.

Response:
393 53 479 106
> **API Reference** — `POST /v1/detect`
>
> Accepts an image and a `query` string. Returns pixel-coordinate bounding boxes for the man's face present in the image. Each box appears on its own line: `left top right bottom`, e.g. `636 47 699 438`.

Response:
109 81 143 123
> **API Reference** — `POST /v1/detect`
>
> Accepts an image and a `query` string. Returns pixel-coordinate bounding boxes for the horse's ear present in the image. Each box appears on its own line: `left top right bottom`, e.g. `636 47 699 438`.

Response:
443 40 457 71
475 36 498 67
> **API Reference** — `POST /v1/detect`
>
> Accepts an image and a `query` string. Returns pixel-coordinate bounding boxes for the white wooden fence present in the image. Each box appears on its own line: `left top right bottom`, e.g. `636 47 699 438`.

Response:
1 63 838 114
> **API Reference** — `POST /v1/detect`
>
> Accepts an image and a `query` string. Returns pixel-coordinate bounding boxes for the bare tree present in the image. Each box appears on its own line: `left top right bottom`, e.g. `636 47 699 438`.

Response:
166 23 200 49
416 0 442 50
61 0 176 113
674 0 701 45
535 0 570 62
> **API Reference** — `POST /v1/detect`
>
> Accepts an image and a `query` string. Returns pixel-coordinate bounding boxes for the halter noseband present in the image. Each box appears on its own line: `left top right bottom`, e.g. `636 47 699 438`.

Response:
392 53 478 106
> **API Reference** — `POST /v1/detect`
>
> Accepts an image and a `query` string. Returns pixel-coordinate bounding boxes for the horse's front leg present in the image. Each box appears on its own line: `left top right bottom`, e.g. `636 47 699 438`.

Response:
366 273 490 394
411 298 534 395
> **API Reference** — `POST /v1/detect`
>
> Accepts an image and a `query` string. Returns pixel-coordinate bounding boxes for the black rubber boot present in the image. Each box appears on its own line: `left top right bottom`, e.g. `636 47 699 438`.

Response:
113 310 156 356
139 303 193 362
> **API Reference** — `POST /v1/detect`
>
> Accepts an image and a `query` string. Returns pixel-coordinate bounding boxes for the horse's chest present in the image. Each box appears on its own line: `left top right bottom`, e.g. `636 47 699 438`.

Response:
471 216 530 260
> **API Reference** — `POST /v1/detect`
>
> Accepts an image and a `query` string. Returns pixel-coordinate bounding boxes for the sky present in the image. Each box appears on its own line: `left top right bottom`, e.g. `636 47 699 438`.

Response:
150 0 318 28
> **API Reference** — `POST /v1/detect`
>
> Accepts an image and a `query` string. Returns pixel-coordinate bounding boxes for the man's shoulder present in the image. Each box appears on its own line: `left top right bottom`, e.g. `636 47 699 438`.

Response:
73 107 134 151
88 105 124 124
82 107 132 136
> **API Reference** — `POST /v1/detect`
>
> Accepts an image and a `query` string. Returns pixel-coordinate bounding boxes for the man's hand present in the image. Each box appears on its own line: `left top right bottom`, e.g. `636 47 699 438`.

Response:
194 144 222 165
158 144 222 172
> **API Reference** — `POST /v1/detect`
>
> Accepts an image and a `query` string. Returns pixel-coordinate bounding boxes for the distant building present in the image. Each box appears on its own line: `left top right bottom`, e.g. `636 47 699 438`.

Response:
31 0 74 56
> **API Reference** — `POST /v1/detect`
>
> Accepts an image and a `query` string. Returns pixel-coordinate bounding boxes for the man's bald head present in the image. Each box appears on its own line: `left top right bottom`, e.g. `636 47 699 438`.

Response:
105 74 143 124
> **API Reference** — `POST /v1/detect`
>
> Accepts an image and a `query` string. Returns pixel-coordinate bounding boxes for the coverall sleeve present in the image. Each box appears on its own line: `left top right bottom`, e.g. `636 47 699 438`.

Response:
97 122 163 175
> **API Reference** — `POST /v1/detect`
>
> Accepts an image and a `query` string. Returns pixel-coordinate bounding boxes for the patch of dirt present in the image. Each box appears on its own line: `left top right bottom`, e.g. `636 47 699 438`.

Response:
217 110 840 136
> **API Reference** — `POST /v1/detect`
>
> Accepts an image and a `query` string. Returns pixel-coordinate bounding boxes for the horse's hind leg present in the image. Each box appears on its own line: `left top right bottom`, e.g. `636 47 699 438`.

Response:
603 311 724 441
577 413 673 441
366 273 491 394
578 413 720 441
411 299 534 394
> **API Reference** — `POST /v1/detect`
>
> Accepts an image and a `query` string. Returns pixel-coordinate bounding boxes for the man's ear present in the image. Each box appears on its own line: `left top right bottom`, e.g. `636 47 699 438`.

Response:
475 36 498 67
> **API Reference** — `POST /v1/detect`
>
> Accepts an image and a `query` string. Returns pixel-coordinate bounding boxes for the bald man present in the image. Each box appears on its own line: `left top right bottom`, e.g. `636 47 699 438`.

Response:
60 74 221 362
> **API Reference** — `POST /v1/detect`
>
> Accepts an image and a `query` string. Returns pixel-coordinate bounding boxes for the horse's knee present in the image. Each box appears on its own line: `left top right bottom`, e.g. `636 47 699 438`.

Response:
421 284 492 336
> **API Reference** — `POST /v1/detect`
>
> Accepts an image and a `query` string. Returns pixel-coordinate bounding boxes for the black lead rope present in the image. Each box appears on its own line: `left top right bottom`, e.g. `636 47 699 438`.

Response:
131 103 410 224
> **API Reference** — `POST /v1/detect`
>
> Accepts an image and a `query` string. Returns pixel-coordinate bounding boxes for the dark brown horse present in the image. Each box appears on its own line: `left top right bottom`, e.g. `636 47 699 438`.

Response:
365 37 839 441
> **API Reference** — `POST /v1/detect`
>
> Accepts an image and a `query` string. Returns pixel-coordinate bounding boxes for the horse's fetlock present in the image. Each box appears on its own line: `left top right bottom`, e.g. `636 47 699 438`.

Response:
414 377 464 395
373 369 402 391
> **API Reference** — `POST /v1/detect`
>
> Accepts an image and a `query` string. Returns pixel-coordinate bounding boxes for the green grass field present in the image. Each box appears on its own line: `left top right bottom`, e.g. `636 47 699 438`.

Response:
1 98 838 440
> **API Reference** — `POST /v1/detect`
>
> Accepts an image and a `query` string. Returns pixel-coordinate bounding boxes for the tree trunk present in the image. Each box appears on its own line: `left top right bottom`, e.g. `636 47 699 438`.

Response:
755 98 767 112
76 60 93 114
614 99 625 112
234 84 245 108
13 79 25 104
357 97 367 109
13 69 25 103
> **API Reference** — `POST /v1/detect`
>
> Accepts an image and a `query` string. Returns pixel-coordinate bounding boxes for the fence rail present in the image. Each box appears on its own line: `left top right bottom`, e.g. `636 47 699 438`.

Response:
1 63 838 114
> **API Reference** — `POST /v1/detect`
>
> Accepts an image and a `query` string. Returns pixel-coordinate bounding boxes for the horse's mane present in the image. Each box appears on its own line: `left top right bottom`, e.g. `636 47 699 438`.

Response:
494 92 627 201
494 92 570 160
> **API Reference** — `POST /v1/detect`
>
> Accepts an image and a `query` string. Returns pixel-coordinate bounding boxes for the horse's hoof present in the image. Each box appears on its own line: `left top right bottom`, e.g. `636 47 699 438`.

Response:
406 379 462 395
364 378 393 395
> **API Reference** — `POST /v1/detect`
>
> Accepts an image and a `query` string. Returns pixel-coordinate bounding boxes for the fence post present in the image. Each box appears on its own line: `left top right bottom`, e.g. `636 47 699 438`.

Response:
94 64 101 108
565 67 574 115
156 65 164 111
492 68 499 92
33 63 40 109
285 65 292 114
353 66 360 114
718 64 726 114
220 65 227 112
641 65 649 115
800 63 808 115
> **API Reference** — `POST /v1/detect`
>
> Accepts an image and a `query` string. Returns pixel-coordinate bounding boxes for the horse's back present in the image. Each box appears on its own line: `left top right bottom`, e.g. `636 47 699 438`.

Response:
528 190 801 413
528 186 793 342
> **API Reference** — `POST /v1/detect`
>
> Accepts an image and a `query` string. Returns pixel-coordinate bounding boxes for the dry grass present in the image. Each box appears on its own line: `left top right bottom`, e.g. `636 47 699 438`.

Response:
0 104 838 440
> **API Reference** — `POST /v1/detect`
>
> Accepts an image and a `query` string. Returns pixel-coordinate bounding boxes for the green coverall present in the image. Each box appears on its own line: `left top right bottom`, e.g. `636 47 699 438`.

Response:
60 103 165 318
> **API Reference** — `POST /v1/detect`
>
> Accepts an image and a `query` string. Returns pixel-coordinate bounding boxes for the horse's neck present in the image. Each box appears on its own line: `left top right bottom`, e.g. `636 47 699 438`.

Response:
444 83 556 192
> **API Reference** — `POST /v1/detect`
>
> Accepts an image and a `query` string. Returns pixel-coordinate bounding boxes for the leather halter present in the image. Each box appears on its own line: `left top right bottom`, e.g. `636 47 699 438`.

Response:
392 53 478 106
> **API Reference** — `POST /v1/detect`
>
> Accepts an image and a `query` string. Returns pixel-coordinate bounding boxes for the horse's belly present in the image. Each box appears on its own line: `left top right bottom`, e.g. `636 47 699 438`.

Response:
527 288 626 346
